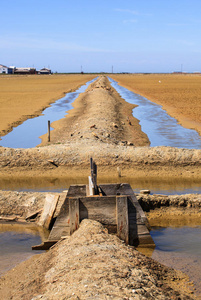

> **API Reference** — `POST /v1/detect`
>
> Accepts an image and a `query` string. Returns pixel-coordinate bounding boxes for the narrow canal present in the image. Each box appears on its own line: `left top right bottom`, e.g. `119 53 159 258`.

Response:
0 77 201 297
109 77 201 149
0 77 97 148
0 224 48 277
1 76 201 149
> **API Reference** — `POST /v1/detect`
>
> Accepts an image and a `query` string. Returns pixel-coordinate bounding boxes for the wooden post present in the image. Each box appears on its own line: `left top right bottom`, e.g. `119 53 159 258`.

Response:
117 167 121 177
38 194 59 229
116 196 129 244
69 197 80 235
48 120 51 142
93 161 98 194
88 176 95 196
90 158 98 195
90 157 93 178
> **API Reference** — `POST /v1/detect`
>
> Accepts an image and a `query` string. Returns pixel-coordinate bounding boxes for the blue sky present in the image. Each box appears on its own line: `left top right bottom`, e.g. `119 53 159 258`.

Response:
1 0 201 73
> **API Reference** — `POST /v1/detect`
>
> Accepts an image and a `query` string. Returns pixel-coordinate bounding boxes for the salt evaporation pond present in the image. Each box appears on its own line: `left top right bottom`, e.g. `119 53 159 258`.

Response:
0 78 97 149
150 226 201 297
0 224 46 277
109 78 201 149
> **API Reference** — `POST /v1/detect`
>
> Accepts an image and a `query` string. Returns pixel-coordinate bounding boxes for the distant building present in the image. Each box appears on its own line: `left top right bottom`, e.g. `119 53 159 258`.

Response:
38 68 51 74
0 64 14 74
14 67 36 74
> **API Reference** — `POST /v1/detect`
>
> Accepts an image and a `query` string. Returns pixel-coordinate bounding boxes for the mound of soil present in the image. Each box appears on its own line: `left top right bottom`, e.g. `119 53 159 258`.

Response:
0 219 195 299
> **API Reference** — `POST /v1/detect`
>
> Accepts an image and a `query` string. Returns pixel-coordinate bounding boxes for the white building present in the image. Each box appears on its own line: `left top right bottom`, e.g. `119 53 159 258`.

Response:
0 64 14 74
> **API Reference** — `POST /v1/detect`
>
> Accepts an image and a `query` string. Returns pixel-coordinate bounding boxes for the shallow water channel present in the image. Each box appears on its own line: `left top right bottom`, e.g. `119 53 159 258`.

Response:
0 77 97 148
0 175 201 194
0 224 48 277
0 78 201 294
109 78 201 149
149 225 201 296
0 76 201 149
1 221 201 297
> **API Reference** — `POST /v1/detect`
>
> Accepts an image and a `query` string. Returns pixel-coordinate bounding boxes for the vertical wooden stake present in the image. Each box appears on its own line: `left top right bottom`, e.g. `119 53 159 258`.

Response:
48 120 50 142
116 196 129 244
69 197 80 235
117 167 121 177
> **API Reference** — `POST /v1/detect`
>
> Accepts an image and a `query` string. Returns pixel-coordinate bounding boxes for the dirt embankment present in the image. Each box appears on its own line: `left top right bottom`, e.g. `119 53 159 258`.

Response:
1 144 201 180
136 193 201 226
1 190 201 222
0 190 48 220
0 219 195 300
0 77 201 180
39 75 149 147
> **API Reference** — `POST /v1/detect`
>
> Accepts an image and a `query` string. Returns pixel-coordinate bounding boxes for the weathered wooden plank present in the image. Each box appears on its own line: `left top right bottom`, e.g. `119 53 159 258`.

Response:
116 196 129 244
26 209 42 220
88 176 94 196
48 225 70 241
38 194 59 229
99 184 120 196
80 196 116 225
48 196 70 241
137 234 156 246
53 192 67 218
69 197 79 235
99 184 154 246
67 185 86 197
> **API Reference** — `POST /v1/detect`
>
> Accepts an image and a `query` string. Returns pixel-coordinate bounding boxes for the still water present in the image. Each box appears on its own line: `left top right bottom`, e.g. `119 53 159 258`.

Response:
0 224 48 276
0 175 201 194
150 226 201 296
0 78 97 148
109 78 201 149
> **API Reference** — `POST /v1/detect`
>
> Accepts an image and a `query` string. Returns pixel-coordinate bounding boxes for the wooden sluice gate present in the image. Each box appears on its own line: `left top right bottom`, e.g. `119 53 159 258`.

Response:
32 160 154 250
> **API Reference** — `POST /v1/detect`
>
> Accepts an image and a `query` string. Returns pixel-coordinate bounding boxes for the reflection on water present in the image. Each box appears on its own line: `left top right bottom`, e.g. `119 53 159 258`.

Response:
0 175 200 195
150 226 201 297
151 226 201 255
0 224 48 277
0 78 97 149
109 78 201 149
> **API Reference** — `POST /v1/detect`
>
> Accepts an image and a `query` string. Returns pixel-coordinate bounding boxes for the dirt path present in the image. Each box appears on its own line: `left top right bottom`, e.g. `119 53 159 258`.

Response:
39 75 149 147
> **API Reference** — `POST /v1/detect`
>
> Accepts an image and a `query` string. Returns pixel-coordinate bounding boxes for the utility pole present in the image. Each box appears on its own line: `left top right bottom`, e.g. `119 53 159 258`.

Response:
112 65 113 73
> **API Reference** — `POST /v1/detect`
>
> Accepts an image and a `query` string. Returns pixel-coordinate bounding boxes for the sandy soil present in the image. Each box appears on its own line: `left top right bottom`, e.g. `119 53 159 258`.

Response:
110 74 201 136
136 193 201 226
39 75 149 147
0 75 201 181
0 75 201 299
0 219 195 299
0 74 96 137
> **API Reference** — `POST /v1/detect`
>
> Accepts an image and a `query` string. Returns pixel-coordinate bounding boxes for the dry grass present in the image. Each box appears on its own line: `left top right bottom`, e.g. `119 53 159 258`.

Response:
110 74 201 135
0 74 96 136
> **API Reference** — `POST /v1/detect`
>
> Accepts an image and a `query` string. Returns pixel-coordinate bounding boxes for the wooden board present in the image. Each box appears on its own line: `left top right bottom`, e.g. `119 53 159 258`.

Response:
43 183 155 249
79 196 116 225
53 192 67 218
67 185 86 197
116 196 129 244
38 194 59 229
48 197 70 241
69 197 79 235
